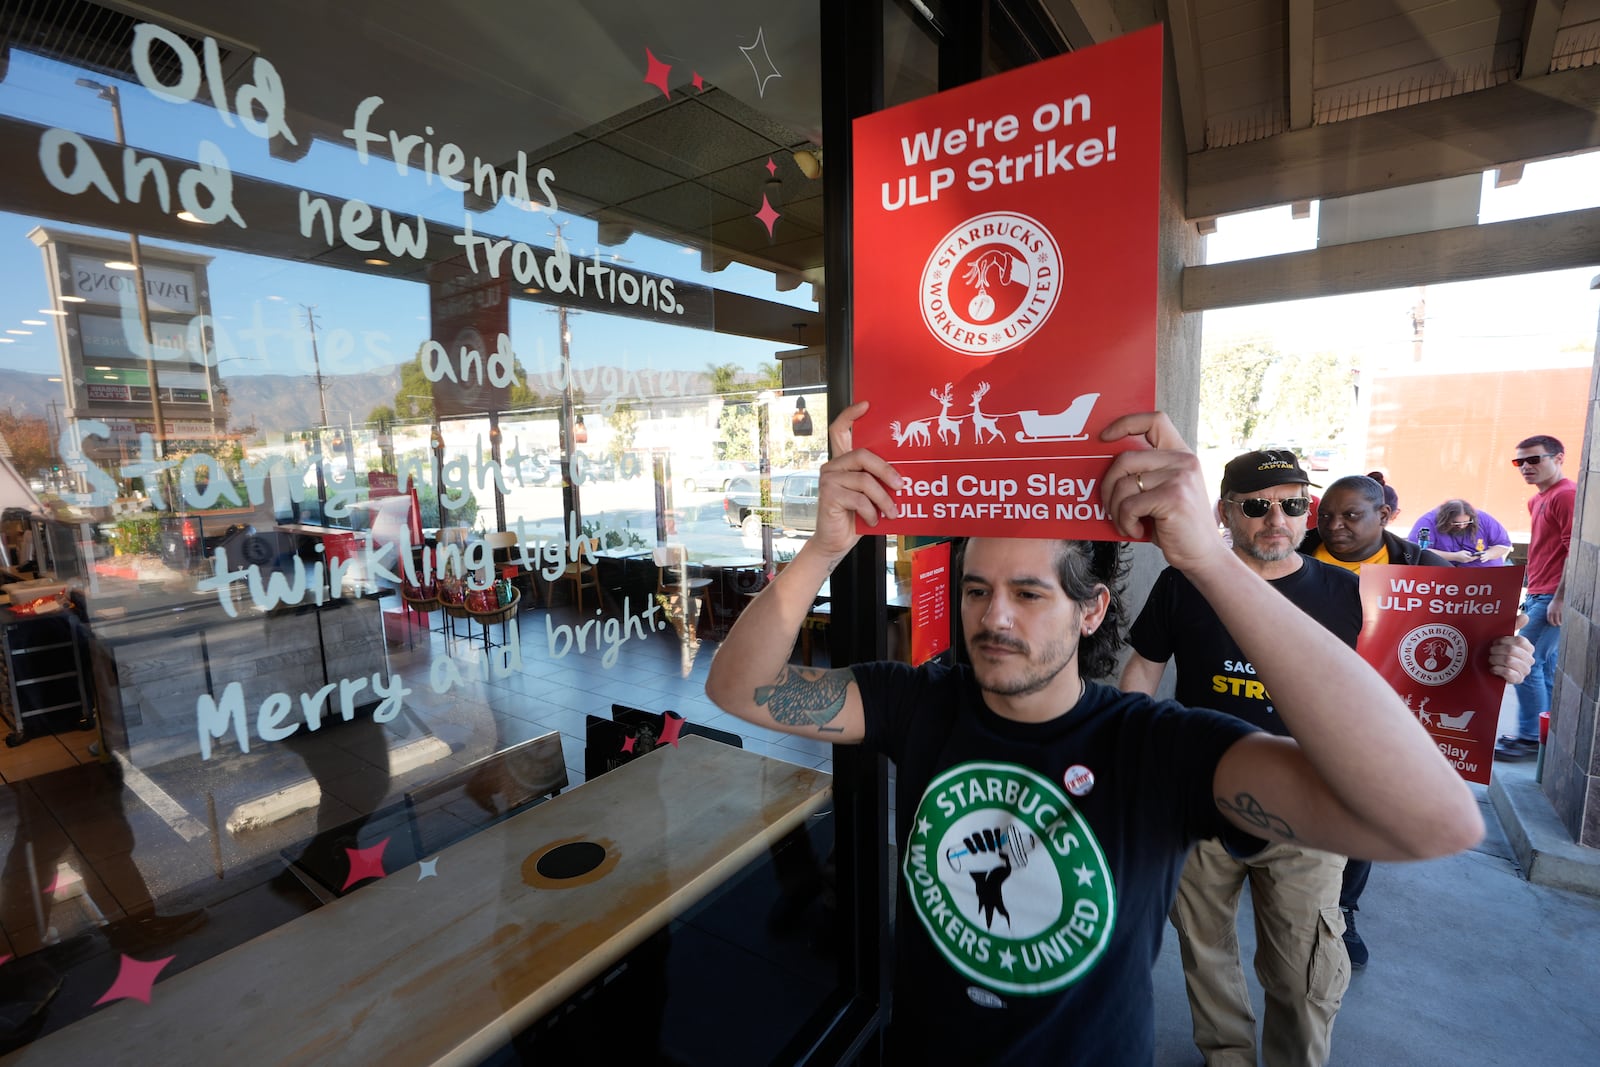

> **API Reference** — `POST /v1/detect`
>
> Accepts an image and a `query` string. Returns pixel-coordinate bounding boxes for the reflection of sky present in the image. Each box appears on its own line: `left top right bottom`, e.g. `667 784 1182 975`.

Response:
1202 151 1600 362
0 49 812 380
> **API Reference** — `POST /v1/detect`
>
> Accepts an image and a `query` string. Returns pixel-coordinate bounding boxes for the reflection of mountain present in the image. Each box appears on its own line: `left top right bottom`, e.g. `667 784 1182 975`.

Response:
219 369 404 434
0 368 409 435
0 365 767 437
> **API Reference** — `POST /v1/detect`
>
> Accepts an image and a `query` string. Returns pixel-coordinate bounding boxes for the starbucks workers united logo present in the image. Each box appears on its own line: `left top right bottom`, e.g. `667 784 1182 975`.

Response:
919 211 1062 356
904 762 1116 997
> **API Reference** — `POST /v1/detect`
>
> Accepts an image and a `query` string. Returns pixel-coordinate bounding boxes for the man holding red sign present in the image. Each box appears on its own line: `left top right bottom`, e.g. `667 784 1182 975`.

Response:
707 404 1526 1064
1122 450 1360 1067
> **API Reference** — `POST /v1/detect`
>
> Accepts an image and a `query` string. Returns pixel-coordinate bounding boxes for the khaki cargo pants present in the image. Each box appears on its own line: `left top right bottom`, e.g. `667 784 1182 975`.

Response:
1170 837 1351 1067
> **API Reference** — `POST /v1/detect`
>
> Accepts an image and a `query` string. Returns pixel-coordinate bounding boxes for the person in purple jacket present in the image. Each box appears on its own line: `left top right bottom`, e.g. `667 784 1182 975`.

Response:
1409 500 1512 567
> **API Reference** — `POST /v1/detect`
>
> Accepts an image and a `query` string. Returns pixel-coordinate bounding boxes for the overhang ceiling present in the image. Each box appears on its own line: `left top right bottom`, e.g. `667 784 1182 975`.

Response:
1039 0 1600 219
0 0 827 341
6 0 1598 287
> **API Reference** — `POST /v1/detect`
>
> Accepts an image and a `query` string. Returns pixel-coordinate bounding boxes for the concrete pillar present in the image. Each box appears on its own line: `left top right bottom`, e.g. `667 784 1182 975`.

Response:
1116 21 1204 682
1541 273 1600 845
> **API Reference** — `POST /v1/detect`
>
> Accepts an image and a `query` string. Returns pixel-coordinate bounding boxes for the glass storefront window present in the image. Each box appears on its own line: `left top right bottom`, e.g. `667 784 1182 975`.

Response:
0 3 844 1059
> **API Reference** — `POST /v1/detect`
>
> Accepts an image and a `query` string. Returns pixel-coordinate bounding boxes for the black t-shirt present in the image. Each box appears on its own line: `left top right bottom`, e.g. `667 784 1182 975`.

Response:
1127 559 1361 736
853 660 1261 1065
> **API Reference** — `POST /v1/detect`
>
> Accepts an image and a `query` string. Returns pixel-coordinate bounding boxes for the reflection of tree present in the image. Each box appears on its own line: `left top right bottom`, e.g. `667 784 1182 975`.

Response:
706 362 742 395
367 349 548 427
0 412 54 479
706 361 780 398
710 362 783 463
368 407 397 474
607 402 638 467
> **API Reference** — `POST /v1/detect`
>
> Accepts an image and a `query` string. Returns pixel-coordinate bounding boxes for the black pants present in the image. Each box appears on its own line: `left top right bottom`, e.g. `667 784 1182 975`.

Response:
1341 858 1371 910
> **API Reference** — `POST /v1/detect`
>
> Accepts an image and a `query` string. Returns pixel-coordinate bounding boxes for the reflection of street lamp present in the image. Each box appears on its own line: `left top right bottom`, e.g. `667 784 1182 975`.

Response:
756 391 775 567
77 77 167 460
303 304 329 520
403 393 444 526
324 408 359 469
547 221 583 534
555 305 581 532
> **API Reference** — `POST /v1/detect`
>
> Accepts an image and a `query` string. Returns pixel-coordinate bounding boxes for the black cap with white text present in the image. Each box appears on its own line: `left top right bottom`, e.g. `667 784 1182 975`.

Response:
1221 450 1319 496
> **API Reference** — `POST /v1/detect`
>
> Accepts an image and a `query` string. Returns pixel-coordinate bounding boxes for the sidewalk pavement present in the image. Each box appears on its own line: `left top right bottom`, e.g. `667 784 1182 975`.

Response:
1151 689 1600 1065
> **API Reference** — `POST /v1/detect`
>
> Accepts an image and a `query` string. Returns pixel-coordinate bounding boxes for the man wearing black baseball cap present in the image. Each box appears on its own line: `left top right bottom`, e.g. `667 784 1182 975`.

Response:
1123 448 1360 1066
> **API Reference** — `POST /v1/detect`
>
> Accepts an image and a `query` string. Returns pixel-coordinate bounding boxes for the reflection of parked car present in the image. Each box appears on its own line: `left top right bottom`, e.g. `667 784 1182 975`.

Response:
159 508 275 572
722 471 818 535
576 450 615 482
682 460 753 493
517 452 553 485
213 525 301 575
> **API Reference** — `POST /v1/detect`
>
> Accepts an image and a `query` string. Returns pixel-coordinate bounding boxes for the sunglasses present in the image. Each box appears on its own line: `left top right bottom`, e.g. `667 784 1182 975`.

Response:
1225 496 1312 519
1510 454 1555 468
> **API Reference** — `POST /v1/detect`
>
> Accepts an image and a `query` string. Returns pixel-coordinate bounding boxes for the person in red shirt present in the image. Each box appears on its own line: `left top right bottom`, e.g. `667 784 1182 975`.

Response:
1496 436 1576 760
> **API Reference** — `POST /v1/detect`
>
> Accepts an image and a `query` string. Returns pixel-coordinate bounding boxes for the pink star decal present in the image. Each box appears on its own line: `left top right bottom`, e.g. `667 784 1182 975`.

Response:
621 735 637 754
765 158 777 176
94 954 175 1006
660 712 686 747
692 72 705 92
643 48 672 99
755 194 781 237
341 838 390 891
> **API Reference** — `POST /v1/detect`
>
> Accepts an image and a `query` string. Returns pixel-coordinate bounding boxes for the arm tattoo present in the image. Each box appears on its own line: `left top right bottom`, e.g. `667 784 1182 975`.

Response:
754 665 852 733
1216 792 1296 840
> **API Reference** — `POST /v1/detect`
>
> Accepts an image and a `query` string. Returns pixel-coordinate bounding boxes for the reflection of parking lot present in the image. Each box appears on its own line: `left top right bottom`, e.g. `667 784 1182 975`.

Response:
481 479 768 560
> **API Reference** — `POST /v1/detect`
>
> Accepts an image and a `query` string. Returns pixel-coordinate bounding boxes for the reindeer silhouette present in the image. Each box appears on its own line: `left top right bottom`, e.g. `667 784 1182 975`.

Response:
931 383 962 446
890 419 932 447
969 382 1004 444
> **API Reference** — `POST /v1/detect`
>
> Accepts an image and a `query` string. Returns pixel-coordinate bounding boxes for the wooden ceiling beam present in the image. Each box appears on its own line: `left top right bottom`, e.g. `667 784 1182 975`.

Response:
1519 0 1566 79
1039 0 1126 48
1287 0 1315 131
1166 0 1208 153
1181 206 1600 311
1186 63 1600 219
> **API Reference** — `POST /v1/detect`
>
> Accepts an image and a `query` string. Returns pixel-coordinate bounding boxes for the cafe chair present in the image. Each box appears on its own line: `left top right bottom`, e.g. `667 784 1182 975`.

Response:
558 537 603 614
483 530 532 610
653 545 711 641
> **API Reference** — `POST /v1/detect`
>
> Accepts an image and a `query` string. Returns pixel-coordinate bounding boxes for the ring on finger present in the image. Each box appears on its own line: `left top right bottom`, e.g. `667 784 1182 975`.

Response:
1135 473 1147 492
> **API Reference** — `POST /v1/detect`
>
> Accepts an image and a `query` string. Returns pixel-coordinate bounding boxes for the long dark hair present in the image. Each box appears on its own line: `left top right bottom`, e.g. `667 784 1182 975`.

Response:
951 539 1128 681
1433 499 1478 535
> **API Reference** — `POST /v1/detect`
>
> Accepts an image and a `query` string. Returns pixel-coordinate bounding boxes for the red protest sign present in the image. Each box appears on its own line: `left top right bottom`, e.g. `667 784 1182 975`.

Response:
909 540 952 665
850 26 1163 539
1356 564 1524 784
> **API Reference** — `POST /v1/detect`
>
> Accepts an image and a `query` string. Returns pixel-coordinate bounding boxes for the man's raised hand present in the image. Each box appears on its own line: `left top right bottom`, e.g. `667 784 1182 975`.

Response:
1099 412 1231 575
811 401 903 561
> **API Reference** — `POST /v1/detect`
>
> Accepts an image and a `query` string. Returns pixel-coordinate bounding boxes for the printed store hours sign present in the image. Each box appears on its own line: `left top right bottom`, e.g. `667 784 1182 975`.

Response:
1355 564 1525 785
850 26 1163 539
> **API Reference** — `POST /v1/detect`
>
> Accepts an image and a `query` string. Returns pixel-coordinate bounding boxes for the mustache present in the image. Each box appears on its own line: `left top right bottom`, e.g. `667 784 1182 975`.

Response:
971 631 1028 654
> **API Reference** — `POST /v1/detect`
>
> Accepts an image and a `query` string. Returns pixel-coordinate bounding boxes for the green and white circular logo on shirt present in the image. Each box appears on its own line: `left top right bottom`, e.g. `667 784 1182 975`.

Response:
903 761 1116 996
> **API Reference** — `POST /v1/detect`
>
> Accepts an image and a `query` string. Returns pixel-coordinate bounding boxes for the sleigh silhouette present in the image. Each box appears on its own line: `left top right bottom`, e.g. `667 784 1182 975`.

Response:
1013 392 1100 443
1435 709 1475 731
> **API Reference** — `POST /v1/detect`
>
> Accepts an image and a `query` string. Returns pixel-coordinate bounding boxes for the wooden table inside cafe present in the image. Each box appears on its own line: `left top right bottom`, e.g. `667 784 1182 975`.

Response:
7 736 833 1066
